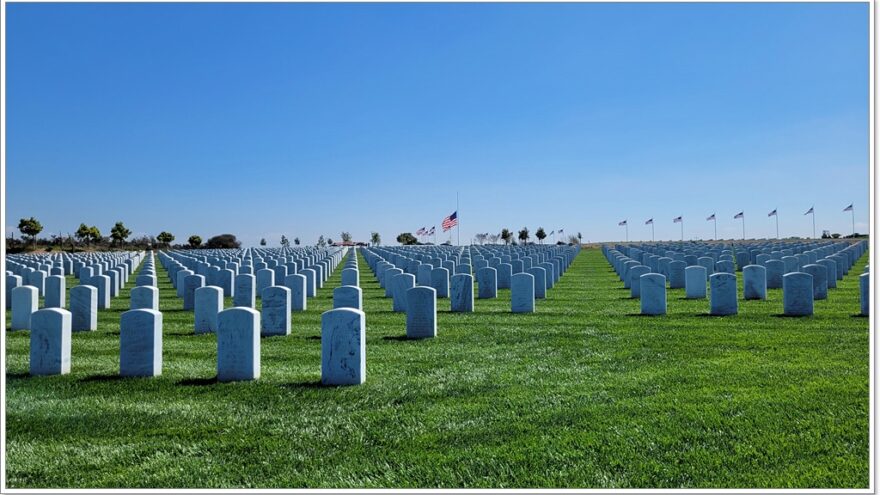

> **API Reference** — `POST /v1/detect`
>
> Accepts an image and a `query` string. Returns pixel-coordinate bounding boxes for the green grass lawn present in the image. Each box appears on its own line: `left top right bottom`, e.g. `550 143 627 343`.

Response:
4 248 870 488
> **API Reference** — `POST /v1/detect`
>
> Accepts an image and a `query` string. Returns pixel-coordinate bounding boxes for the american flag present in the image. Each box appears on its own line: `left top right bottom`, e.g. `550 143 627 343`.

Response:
768 209 777 217
843 204 854 212
645 218 653 225
618 220 627 226
734 211 744 219
804 206 814 215
416 227 426 235
428 226 435 235
673 216 683 223
441 211 458 231
706 213 715 221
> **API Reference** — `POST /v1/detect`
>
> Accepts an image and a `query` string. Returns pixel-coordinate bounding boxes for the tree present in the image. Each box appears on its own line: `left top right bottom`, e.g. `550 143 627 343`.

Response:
205 234 241 249
18 217 42 249
475 233 487 245
89 226 103 245
328 238 334 245
396 232 418 245
577 232 583 243
341 231 352 243
157 231 175 248
188 235 202 248
281 235 290 248
110 221 131 246
260 238 267 246
501 228 512 245
76 223 92 247
536 227 546 244
370 232 381 246
294 237 300 246
518 227 530 244
488 233 500 244
317 235 326 248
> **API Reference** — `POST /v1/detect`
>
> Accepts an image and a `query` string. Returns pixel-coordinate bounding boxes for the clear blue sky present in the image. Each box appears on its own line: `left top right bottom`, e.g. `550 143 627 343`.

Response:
6 2 869 246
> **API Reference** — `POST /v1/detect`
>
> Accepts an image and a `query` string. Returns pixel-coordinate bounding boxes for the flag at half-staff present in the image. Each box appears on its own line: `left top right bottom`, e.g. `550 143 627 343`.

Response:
804 207 815 238
734 211 745 239
441 211 458 231
843 204 855 237
618 220 628 242
768 209 779 238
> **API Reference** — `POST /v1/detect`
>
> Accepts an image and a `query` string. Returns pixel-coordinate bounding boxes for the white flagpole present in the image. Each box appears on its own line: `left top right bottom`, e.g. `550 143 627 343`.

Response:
651 222 654 242
714 217 717 240
851 206 855 237
812 210 816 239
457 192 460 246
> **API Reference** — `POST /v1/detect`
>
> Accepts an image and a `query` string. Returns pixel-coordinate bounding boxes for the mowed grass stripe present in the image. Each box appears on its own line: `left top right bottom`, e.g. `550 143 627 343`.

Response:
5 248 869 488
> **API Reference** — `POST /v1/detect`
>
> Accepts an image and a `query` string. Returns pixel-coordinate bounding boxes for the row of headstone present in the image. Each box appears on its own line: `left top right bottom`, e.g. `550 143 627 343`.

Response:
8 251 147 332
24 249 366 385
24 255 155 375
156 246 340 297
611 239 866 277
154 246 345 335
606 240 869 317
361 244 579 314
23 302 345 383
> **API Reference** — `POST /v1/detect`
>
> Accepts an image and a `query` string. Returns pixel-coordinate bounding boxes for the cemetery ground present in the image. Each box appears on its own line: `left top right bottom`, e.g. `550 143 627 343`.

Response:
5 248 869 489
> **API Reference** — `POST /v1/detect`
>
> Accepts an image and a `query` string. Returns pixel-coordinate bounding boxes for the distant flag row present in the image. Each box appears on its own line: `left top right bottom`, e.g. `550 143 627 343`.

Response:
620 205 852 228
416 226 435 236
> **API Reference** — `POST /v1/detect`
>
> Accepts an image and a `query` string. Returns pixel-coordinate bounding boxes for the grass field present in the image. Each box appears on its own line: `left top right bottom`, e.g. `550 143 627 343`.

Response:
4 247 870 488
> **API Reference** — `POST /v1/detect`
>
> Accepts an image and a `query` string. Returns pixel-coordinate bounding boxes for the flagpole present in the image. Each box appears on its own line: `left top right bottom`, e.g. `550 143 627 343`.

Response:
742 215 745 240
812 211 816 239
680 219 684 242
626 223 629 242
714 217 717 240
775 213 779 239
851 206 855 237
651 223 654 242
456 191 460 246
